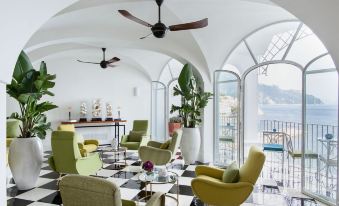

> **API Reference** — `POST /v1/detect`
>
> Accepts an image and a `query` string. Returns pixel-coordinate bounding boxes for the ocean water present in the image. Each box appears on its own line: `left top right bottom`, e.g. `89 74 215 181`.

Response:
259 104 338 126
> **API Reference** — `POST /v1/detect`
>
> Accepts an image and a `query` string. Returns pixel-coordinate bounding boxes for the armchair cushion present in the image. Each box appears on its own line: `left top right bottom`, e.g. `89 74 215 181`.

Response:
83 144 97 153
128 131 146 142
160 139 171 149
222 161 240 183
120 142 140 150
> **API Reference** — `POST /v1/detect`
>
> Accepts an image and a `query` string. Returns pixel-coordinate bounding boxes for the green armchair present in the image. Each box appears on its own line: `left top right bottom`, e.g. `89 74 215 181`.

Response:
60 175 165 206
191 146 265 206
48 131 102 176
58 124 99 156
120 120 149 150
139 130 182 165
6 119 20 147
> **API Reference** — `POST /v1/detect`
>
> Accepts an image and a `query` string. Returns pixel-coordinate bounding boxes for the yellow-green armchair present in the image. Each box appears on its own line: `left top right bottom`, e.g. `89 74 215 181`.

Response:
120 120 149 150
139 130 182 165
58 124 99 156
60 175 165 206
191 146 265 206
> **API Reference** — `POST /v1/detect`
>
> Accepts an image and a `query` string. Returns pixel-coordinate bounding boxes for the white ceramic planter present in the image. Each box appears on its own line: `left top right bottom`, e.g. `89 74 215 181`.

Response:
181 127 201 164
9 137 43 190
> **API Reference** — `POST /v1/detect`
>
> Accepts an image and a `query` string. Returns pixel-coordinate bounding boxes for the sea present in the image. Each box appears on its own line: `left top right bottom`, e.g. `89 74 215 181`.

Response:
259 104 338 126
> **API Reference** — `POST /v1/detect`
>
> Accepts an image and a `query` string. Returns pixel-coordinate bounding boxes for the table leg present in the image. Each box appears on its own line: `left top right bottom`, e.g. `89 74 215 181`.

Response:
124 150 127 165
177 177 179 205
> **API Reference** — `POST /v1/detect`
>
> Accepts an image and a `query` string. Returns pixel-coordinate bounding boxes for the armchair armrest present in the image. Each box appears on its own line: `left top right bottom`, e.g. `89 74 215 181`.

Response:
76 152 102 175
147 141 163 148
146 192 165 206
122 199 136 206
195 165 224 180
84 139 99 146
140 136 150 147
191 176 253 206
139 146 172 165
121 135 129 144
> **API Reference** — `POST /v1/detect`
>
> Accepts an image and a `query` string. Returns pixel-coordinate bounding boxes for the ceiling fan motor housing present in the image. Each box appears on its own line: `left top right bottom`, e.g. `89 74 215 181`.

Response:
100 61 107 68
152 22 167 38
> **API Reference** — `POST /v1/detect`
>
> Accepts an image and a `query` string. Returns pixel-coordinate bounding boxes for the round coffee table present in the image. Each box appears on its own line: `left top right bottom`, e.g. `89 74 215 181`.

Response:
97 146 127 167
138 171 179 205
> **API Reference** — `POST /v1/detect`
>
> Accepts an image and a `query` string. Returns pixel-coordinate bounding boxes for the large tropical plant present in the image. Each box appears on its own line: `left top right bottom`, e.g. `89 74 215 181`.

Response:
7 51 57 139
170 63 212 128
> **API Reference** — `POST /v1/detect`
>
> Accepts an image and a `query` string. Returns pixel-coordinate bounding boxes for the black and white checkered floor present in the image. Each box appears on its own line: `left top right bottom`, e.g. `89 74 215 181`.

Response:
7 148 327 206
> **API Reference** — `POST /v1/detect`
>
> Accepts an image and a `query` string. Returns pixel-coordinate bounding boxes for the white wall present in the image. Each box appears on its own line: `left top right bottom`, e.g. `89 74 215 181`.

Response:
0 83 6 205
6 57 151 150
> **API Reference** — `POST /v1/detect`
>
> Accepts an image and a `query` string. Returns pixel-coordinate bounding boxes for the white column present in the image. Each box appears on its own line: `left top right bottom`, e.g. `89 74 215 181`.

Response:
244 72 259 157
0 82 6 205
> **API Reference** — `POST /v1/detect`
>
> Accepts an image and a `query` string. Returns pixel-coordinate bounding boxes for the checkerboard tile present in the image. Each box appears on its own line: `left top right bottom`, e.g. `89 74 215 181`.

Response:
7 147 321 206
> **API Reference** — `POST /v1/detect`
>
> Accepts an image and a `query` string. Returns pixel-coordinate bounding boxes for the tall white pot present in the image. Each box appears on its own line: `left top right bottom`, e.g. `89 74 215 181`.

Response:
9 137 43 190
180 128 201 164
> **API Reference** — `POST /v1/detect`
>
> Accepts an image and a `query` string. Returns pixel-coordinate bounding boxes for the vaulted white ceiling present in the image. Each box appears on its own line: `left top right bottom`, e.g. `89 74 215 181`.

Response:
24 0 296 82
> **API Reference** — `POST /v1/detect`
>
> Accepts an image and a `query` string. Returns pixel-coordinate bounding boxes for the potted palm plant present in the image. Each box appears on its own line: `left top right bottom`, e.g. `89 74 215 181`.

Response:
7 51 57 189
170 63 212 164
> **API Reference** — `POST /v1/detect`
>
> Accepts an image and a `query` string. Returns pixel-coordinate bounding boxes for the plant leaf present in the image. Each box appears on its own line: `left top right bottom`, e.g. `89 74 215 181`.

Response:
13 51 34 82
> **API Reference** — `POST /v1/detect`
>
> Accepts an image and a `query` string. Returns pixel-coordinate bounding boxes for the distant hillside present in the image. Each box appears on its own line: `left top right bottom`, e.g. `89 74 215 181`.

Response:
258 84 323 104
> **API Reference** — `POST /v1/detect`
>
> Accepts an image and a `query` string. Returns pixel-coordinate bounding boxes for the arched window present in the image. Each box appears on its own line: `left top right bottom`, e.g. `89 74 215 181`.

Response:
216 21 338 205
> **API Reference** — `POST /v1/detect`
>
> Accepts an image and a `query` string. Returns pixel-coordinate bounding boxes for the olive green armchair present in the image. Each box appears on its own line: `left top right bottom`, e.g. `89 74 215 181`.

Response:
139 129 182 165
48 131 102 176
60 175 165 206
191 146 265 206
58 124 99 156
6 119 20 147
120 120 149 150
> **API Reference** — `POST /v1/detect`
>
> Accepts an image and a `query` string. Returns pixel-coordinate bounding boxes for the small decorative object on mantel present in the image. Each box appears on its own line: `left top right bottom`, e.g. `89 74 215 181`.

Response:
92 99 102 121
79 102 88 122
105 102 113 121
68 106 72 121
115 106 122 120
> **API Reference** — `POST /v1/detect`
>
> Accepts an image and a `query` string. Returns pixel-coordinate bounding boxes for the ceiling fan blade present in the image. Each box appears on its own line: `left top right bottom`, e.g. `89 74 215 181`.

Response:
169 18 208 31
107 57 120 64
140 33 153 39
108 64 117 68
118 10 153 28
77 60 100 64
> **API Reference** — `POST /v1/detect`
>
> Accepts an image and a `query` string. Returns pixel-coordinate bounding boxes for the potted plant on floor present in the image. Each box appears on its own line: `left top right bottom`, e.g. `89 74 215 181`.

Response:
7 51 57 190
170 63 212 164
168 116 182 137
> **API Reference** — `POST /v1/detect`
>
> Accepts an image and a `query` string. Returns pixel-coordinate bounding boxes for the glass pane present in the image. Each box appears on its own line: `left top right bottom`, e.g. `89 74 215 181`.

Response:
304 69 338 205
226 41 256 73
214 71 240 166
286 34 328 67
244 63 302 187
246 22 300 63
307 54 336 72
168 59 183 79
151 82 166 142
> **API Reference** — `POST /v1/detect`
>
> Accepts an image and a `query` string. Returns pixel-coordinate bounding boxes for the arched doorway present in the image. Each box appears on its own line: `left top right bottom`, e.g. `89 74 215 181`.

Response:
216 20 339 205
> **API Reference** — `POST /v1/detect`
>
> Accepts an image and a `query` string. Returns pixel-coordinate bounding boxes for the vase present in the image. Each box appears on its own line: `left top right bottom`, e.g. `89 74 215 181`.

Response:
181 127 201 164
145 171 154 181
9 137 43 190
111 138 118 150
168 123 181 137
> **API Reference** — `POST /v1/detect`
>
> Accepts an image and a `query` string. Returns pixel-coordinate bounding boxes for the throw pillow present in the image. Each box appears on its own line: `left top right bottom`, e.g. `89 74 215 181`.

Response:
222 161 240 183
128 131 146 142
74 132 84 144
160 139 171 149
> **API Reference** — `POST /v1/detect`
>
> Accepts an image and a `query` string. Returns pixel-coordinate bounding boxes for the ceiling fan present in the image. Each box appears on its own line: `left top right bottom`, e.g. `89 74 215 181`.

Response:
77 48 120 69
118 0 208 39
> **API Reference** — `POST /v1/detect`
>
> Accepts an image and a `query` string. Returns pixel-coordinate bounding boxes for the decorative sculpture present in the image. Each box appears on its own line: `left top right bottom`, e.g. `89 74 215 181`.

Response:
92 99 102 121
79 102 88 122
106 102 113 121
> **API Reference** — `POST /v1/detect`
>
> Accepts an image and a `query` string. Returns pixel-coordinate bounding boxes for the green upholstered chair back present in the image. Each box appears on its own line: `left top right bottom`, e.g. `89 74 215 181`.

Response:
132 120 148 132
57 124 75 132
168 129 182 156
60 175 122 206
51 131 82 174
6 119 20 138
239 146 265 185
